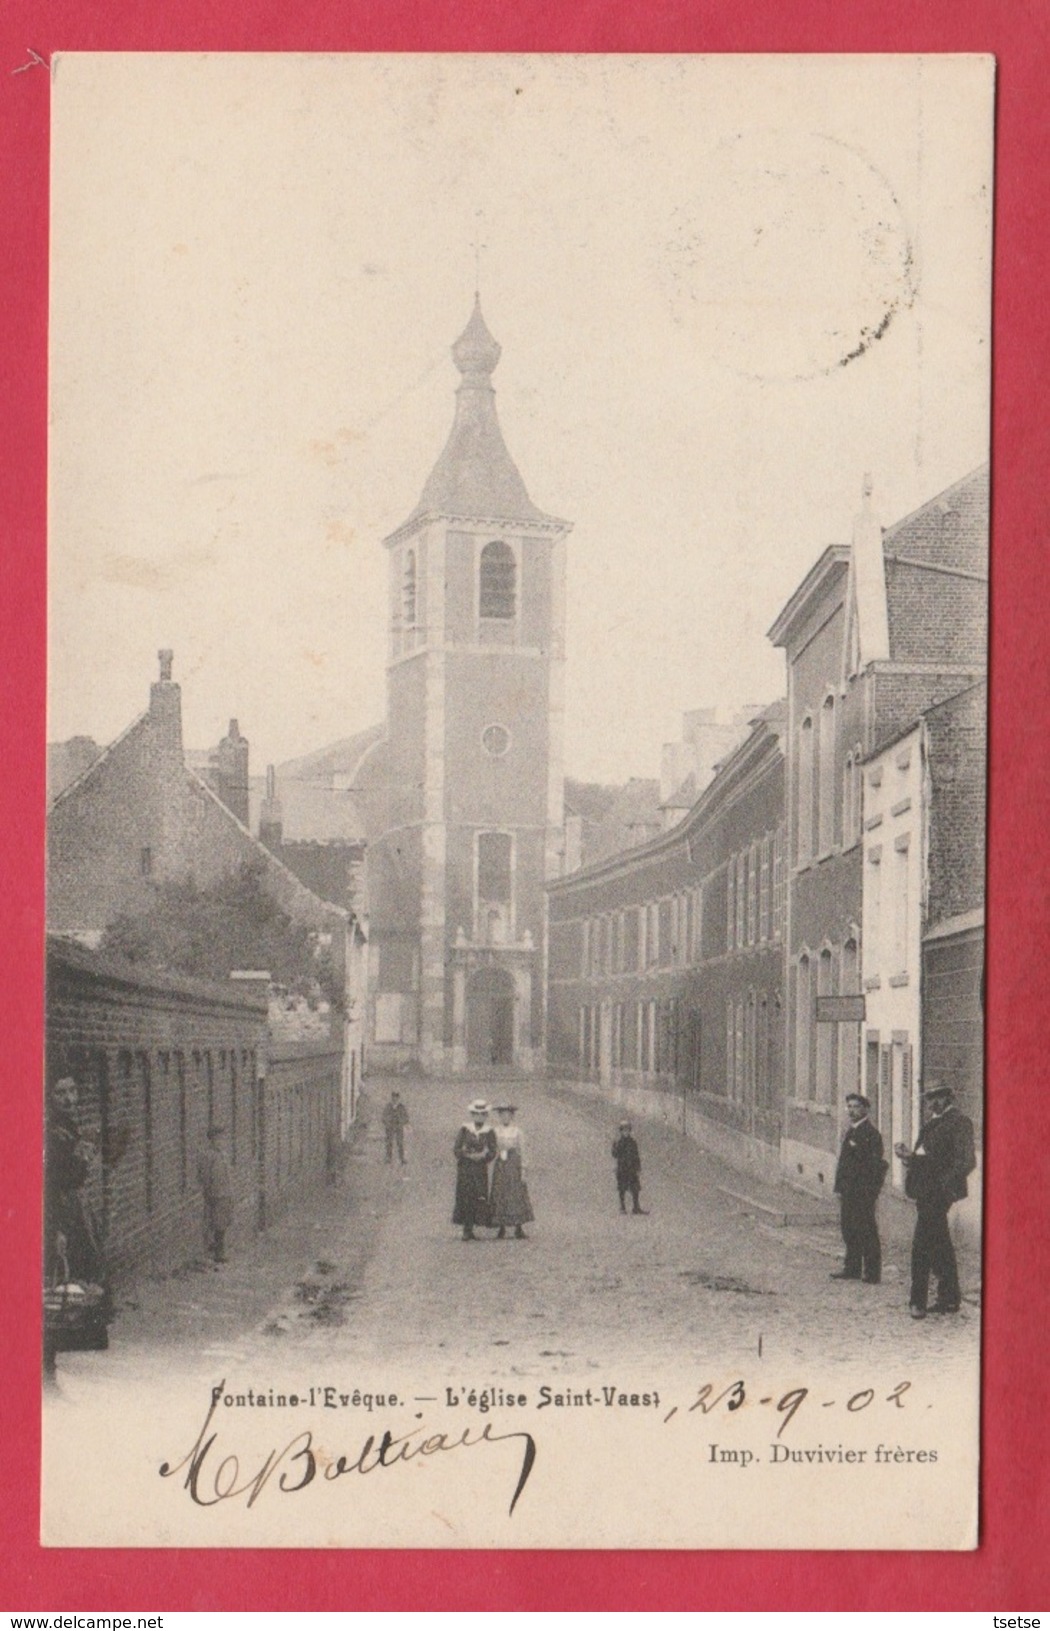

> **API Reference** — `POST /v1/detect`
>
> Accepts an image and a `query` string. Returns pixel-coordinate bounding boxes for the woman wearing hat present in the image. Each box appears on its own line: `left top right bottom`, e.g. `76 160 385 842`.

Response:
452 1101 497 1241
488 1104 534 1240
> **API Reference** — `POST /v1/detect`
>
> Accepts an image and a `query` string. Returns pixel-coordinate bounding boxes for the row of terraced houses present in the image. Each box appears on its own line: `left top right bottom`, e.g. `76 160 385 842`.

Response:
546 467 987 1223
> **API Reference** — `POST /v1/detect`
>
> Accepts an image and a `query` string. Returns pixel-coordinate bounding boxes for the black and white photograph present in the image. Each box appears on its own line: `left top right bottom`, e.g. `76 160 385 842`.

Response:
43 52 991 1549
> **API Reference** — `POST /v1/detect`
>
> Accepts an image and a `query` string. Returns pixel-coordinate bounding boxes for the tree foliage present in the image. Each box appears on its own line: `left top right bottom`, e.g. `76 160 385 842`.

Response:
100 859 342 1007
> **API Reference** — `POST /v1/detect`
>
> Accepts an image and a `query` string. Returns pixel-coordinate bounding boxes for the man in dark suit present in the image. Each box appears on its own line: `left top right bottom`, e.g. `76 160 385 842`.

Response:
896 1081 977 1319
831 1091 886 1284
612 1120 644 1214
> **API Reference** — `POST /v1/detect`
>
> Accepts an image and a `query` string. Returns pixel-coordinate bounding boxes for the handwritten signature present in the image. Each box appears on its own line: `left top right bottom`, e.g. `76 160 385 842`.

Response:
160 1380 537 1516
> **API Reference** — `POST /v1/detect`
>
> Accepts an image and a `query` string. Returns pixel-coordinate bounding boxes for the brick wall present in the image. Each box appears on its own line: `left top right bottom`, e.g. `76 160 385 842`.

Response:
922 928 984 1139
46 938 267 1282
924 682 988 928
546 723 787 1167
261 1045 343 1225
46 938 344 1284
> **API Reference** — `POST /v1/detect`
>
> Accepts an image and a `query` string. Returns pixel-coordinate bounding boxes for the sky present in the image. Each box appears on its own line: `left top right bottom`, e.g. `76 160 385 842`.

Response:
49 54 993 784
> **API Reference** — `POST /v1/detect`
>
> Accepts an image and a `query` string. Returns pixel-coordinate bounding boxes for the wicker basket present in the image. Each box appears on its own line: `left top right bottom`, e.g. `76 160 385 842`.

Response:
44 1254 109 1353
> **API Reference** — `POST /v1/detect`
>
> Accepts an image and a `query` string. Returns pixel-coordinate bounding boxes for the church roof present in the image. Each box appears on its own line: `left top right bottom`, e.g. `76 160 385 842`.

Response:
392 297 562 534
275 723 386 784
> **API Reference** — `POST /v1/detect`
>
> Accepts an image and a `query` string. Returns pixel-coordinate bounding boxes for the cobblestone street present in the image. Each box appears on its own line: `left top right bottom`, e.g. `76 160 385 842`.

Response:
56 1076 980 1395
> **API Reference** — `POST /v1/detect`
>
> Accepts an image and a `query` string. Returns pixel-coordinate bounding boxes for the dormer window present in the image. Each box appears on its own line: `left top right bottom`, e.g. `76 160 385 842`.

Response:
479 540 516 620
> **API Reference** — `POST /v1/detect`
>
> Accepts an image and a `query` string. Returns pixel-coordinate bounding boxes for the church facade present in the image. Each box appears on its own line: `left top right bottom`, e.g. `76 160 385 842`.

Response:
357 299 571 1076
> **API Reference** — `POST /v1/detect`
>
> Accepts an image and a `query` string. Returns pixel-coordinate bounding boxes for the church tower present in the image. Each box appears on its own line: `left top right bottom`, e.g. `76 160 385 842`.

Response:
364 298 571 1075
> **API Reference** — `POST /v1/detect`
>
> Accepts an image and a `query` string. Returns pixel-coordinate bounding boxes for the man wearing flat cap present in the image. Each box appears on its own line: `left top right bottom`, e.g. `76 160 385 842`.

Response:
895 1081 976 1319
831 1092 887 1284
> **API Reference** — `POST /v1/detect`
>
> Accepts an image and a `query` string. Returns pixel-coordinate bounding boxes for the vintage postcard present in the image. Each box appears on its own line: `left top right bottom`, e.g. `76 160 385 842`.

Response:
43 52 992 1549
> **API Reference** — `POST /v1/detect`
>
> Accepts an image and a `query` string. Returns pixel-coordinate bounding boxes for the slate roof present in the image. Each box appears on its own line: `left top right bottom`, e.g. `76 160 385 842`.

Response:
392 298 563 533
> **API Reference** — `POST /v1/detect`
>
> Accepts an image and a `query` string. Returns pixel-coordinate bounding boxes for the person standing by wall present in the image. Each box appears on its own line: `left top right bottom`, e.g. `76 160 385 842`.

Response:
197 1125 234 1265
831 1091 886 1284
44 1075 110 1365
896 1081 976 1319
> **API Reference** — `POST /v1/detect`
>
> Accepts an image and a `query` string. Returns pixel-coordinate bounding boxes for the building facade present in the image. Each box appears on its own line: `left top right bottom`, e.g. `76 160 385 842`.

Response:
769 468 988 1196
47 653 367 1111
920 680 986 1153
861 720 925 1192
547 706 787 1177
358 299 571 1075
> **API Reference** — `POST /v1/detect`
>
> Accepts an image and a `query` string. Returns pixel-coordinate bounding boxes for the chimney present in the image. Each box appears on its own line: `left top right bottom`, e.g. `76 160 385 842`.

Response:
216 717 251 827
850 473 890 665
260 762 284 852
149 648 183 756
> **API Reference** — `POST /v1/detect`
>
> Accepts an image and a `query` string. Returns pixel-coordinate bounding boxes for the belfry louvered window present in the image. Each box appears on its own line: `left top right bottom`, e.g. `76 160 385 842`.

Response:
479 540 516 619
402 548 417 626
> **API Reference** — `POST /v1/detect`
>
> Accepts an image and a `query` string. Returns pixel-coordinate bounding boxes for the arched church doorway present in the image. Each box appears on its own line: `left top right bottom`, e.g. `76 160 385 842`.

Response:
467 966 516 1068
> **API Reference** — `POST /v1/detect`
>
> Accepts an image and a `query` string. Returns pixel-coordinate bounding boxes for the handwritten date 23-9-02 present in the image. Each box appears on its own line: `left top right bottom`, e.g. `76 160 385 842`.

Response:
668 1378 914 1435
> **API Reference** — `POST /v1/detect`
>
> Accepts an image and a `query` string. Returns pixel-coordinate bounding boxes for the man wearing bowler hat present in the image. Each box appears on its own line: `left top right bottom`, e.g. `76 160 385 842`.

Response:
831 1092 887 1284
895 1081 976 1319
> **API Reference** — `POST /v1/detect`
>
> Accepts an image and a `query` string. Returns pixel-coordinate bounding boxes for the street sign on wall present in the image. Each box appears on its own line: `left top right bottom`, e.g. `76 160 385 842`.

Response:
815 994 866 1023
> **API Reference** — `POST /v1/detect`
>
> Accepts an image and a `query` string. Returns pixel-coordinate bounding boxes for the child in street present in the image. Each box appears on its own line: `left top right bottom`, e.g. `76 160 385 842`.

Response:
612 1119 645 1214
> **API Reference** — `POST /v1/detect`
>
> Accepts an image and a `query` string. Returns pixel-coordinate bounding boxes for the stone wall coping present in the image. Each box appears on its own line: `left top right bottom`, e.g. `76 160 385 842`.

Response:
46 934 268 1015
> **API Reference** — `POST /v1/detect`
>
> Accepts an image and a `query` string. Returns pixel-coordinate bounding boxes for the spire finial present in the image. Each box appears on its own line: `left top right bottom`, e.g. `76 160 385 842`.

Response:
451 294 501 381
862 471 874 504
471 208 486 297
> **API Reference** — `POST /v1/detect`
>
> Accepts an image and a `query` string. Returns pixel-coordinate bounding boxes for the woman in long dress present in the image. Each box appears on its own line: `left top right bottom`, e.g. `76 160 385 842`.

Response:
452 1099 497 1241
489 1103 534 1240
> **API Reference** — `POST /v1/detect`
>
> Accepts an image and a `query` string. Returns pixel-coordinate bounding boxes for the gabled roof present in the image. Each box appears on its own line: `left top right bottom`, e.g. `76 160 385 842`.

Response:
48 712 150 809
47 736 102 803
184 765 350 924
388 298 566 537
768 464 989 662
767 546 850 649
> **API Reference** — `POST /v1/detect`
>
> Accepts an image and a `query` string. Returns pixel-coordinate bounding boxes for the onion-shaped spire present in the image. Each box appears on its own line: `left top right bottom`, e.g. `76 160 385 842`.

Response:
388 297 566 532
451 295 502 381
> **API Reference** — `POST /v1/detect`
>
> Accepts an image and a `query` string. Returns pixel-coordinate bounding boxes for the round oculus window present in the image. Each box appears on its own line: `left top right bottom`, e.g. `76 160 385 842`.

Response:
481 724 511 758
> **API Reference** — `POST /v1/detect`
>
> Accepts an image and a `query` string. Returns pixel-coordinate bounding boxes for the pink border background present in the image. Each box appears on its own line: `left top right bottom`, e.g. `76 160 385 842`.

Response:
2 1 1047 1608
